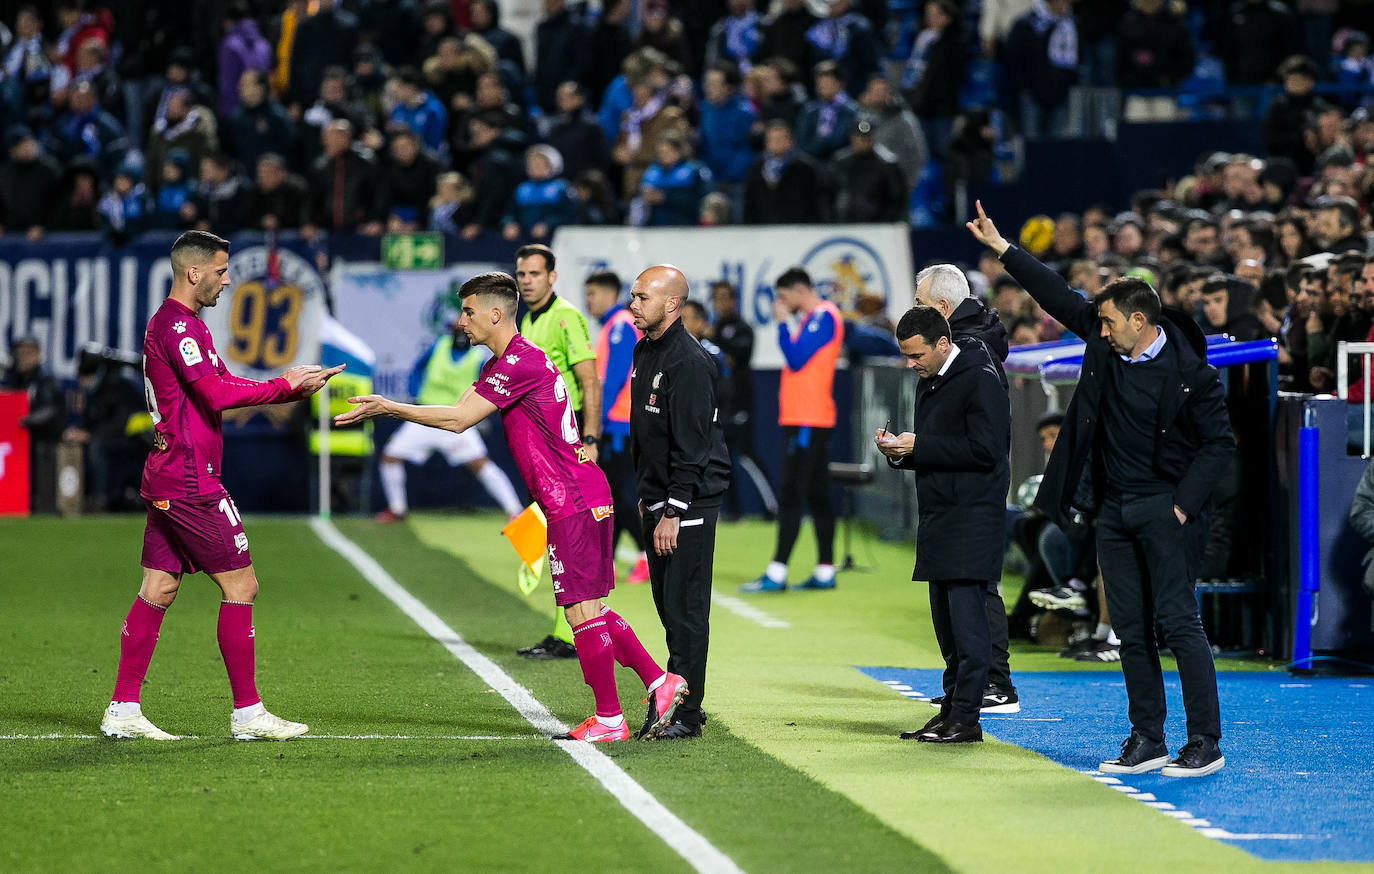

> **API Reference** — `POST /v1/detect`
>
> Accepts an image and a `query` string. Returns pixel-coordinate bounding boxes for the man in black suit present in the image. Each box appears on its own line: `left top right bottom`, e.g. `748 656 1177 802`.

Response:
876 306 1010 744
967 200 1233 777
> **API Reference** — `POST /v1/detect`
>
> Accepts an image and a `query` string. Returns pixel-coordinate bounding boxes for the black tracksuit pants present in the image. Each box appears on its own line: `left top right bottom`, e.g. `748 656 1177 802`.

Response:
1096 493 1221 743
774 426 834 566
642 506 719 728
599 435 645 552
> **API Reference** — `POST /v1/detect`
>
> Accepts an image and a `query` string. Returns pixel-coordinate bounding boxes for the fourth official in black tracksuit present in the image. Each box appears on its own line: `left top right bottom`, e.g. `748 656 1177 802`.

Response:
630 318 733 735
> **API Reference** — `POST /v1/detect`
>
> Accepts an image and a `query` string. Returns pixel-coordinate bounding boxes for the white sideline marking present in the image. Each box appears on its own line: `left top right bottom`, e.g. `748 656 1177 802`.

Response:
0 734 530 741
311 518 745 874
710 592 789 628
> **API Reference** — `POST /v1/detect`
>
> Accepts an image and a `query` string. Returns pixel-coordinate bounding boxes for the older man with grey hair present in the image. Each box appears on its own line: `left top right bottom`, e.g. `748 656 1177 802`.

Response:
915 263 1009 387
913 261 1018 714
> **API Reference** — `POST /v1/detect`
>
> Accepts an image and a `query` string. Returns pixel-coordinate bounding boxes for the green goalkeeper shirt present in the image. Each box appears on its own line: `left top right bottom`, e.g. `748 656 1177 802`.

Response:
519 294 596 414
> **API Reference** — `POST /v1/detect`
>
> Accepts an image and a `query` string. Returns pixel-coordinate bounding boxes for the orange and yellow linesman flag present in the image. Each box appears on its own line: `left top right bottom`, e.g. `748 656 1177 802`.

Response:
501 503 547 596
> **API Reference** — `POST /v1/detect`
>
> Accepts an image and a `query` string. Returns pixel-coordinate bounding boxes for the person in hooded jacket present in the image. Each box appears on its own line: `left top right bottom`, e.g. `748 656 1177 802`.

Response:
968 200 1233 778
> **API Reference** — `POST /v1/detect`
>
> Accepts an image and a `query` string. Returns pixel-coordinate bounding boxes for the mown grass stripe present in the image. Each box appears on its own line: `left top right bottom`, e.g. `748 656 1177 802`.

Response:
311 517 746 874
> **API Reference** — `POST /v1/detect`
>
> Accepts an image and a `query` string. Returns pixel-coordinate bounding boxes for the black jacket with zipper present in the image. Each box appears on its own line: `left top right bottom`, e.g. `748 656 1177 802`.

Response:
629 318 732 515
999 245 1234 531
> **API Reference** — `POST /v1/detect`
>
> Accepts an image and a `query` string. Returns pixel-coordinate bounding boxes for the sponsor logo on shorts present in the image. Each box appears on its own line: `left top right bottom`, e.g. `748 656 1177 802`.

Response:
234 532 249 553
548 544 565 578
179 337 202 366
153 500 170 510
591 505 613 521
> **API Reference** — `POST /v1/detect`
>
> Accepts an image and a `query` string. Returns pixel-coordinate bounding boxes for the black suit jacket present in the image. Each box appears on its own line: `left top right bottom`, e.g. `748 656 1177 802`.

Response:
999 245 1234 530
891 338 1010 583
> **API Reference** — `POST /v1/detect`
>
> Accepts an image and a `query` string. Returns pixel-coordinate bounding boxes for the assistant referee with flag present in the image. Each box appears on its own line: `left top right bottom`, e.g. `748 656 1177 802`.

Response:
628 264 732 740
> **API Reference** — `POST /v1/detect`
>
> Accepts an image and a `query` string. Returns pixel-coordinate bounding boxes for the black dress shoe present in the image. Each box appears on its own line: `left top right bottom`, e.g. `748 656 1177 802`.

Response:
916 721 983 744
900 713 947 739
517 635 577 659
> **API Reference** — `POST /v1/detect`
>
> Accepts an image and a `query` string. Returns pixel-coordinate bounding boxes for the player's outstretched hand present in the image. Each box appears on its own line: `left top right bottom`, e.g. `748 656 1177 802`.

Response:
296 363 346 396
282 364 322 390
965 200 1011 256
335 394 392 426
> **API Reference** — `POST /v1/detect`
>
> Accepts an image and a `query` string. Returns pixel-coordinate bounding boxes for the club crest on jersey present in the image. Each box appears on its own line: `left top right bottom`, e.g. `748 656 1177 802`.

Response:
173 321 187 334
179 337 202 366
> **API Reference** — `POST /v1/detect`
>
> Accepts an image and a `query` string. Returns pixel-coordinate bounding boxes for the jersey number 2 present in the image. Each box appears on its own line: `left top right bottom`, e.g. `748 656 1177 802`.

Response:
551 374 579 446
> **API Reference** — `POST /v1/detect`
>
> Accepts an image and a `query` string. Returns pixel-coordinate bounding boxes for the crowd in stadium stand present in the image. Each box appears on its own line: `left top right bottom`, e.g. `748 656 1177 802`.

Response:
8 0 1374 384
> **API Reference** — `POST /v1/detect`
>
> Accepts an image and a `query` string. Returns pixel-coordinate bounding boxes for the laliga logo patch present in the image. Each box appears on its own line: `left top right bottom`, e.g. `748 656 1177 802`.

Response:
179 337 202 366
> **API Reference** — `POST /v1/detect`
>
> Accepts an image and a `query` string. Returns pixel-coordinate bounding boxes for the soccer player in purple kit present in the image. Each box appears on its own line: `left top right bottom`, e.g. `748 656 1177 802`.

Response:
337 272 688 742
100 231 344 741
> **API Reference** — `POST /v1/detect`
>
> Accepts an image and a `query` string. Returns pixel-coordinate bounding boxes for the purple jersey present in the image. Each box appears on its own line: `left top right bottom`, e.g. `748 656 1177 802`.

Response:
140 298 289 499
473 334 612 522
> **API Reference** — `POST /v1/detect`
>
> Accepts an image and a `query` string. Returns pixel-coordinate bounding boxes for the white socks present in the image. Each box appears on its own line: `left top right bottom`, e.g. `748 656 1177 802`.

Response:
379 460 407 515
1094 622 1111 640
232 702 266 724
765 561 788 584
1106 628 1120 646
596 713 625 729
476 461 523 517
107 701 141 718
812 563 836 583
646 672 667 694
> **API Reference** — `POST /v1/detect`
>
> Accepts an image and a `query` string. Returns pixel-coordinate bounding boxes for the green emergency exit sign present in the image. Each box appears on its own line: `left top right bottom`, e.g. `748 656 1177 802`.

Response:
382 233 444 270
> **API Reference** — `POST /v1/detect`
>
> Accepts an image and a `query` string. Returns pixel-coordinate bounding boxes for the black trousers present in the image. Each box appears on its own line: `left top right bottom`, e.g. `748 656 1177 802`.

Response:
774 426 834 566
1096 493 1221 743
642 506 719 727
599 435 645 553
984 583 1013 690
929 579 991 726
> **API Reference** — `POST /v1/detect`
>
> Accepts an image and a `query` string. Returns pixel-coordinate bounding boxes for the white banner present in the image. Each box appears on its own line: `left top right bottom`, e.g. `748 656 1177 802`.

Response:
331 262 504 399
551 224 915 369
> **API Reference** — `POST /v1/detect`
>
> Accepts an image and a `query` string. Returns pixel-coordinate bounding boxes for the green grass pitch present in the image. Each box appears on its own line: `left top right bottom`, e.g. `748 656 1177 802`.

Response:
0 513 1362 873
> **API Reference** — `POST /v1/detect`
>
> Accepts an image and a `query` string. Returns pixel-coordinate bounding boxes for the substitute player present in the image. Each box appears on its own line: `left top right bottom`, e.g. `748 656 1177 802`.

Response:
513 243 601 660
101 231 344 741
336 272 688 742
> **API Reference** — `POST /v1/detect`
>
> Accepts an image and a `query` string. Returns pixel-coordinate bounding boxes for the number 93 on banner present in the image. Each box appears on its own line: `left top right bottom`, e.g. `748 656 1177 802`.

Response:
201 245 326 380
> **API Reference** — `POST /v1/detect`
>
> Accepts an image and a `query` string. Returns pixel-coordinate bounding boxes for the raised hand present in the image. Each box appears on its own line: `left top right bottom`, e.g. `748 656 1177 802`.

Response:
965 199 1011 255
335 394 392 426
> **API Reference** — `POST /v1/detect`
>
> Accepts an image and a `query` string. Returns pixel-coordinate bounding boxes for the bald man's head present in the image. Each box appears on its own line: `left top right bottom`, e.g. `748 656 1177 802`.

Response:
628 264 689 339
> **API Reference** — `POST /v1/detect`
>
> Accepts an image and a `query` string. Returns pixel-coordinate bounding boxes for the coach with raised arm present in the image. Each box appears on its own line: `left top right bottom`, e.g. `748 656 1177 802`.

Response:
627 265 733 740
966 201 1233 777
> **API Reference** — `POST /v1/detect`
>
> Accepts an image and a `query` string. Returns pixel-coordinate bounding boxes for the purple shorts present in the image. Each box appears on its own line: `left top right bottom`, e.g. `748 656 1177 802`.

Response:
141 489 253 576
547 507 614 607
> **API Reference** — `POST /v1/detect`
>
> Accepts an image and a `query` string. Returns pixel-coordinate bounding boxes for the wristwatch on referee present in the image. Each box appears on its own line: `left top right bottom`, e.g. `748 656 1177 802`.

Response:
662 504 681 519
581 434 597 446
